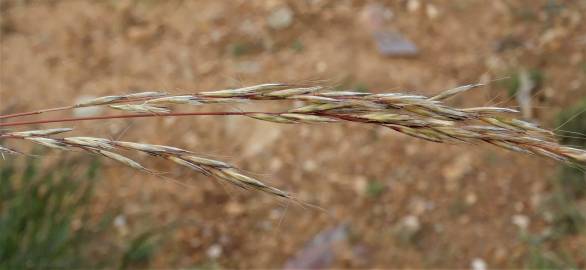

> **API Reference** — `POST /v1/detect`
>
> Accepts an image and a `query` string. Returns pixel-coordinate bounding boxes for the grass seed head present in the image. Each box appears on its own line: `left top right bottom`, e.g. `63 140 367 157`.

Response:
429 83 484 101
124 91 167 99
281 113 338 123
287 95 339 103
75 95 125 107
215 168 289 198
289 103 349 113
166 155 211 175
264 86 323 98
320 91 371 97
114 141 190 155
92 149 149 171
109 104 170 114
247 113 298 124
181 155 233 168
200 83 287 97
526 146 568 162
25 137 69 150
198 98 250 104
558 147 586 162
63 137 114 149
9 128 74 137
461 107 520 115
145 95 202 106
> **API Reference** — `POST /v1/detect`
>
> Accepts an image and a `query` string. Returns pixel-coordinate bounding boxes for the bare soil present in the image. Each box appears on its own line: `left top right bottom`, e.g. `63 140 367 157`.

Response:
1 0 585 268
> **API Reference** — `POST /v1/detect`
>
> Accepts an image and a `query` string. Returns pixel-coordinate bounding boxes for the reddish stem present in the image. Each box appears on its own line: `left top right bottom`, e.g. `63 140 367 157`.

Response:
0 106 73 120
0 111 275 128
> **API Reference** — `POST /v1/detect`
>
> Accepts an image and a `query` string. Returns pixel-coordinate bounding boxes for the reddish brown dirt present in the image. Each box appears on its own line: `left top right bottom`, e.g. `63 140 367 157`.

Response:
1 0 585 268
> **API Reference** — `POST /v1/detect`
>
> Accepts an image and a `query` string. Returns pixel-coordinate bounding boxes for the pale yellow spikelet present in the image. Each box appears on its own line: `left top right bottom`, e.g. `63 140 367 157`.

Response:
488 140 534 155
92 149 150 171
200 83 287 97
461 107 519 115
198 98 250 104
501 118 553 135
24 137 69 150
388 125 445 143
287 95 339 103
166 155 210 175
281 113 338 123
114 141 190 155
63 137 114 149
145 95 201 106
526 145 568 162
264 86 323 98
434 126 483 139
247 113 298 124
215 168 289 198
481 117 519 131
320 91 370 97
359 113 413 123
181 155 233 168
75 96 125 107
558 147 586 162
124 91 167 99
429 83 484 101
289 103 349 113
109 104 170 114
9 128 74 137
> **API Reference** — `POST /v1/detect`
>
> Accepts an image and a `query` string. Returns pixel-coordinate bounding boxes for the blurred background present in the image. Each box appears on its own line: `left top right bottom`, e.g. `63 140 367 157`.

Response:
1 0 586 268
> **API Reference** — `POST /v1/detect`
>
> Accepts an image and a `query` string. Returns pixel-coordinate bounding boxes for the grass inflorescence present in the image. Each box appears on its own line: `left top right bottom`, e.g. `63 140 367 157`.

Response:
1 82 585 199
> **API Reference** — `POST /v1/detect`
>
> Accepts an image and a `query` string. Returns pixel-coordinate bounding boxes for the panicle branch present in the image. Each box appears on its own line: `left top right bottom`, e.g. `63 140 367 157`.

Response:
2 82 585 199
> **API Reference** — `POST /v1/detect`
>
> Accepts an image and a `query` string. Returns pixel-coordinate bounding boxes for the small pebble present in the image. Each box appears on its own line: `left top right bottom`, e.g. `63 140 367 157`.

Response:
372 31 418 57
267 5 294 30
471 258 487 270
425 4 439 19
512 214 530 230
402 215 421 232
206 244 223 259
407 0 421 12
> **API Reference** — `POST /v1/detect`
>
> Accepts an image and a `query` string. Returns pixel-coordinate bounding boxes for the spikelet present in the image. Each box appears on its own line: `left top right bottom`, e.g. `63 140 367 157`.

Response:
320 91 371 97
181 155 232 168
287 95 339 103
114 141 190 155
281 113 338 123
74 96 125 107
109 104 170 114
429 83 484 101
124 91 167 99
263 86 323 98
247 113 298 124
90 149 150 172
145 95 201 106
9 128 74 137
166 156 211 175
24 137 69 150
461 107 520 115
199 83 287 97
63 137 114 150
